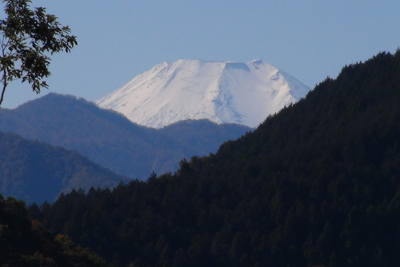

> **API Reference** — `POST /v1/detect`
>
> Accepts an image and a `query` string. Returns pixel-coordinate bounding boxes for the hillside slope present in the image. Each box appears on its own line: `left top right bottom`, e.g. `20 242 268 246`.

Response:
0 131 128 203
33 51 400 267
0 94 251 179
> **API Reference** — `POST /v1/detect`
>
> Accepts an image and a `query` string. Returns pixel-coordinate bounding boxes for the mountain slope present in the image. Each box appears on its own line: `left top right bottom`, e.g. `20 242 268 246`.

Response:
96 59 310 128
0 94 251 179
0 131 128 204
33 51 400 266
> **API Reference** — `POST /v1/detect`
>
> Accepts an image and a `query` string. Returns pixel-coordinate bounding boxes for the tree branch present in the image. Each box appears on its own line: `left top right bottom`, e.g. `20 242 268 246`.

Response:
0 69 7 107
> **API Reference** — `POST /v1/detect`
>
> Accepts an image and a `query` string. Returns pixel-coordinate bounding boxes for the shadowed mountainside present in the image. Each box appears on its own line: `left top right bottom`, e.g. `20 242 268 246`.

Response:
0 131 128 204
32 51 400 266
0 94 252 179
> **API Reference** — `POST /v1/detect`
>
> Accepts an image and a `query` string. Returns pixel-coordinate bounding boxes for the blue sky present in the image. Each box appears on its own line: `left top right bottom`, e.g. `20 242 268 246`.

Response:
2 0 400 108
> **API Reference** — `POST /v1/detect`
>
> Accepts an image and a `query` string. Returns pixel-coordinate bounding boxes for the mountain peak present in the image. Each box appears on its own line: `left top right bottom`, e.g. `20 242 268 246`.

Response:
96 59 311 128
248 58 264 64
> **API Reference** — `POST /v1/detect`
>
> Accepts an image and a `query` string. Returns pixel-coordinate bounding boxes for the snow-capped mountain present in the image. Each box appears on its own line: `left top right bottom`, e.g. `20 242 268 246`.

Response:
96 59 311 128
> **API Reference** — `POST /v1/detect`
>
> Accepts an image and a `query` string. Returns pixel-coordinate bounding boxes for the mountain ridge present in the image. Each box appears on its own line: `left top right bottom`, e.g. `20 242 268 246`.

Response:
0 130 128 204
0 94 251 179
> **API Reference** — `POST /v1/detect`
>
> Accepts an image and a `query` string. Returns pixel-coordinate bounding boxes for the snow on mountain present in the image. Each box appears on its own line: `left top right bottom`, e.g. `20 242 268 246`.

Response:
96 59 311 128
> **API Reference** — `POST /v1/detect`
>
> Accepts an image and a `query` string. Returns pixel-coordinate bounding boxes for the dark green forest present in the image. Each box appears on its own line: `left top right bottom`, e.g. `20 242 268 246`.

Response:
0 194 106 266
25 50 400 266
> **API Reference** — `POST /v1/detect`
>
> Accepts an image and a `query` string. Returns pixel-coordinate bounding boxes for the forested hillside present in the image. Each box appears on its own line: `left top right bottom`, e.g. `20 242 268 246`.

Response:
0 131 128 204
0 194 106 266
0 95 251 179
31 51 400 266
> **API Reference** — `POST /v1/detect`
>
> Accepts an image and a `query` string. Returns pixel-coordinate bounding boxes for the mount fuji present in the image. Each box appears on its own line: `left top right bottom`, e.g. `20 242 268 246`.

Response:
96 59 311 128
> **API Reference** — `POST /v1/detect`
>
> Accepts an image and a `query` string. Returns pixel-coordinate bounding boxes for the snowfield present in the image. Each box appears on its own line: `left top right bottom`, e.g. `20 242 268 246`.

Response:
96 59 311 128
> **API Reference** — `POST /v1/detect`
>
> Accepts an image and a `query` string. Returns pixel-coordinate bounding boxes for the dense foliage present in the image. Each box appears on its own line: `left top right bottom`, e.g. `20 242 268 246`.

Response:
0 94 251 179
31 50 400 266
0 131 128 203
0 194 106 266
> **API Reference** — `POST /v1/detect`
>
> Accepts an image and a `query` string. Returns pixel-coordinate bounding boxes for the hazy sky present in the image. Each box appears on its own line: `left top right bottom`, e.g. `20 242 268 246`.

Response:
2 0 400 109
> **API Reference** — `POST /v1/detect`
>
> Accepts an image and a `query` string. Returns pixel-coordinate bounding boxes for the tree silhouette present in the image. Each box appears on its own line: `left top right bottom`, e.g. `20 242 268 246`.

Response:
0 0 77 107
